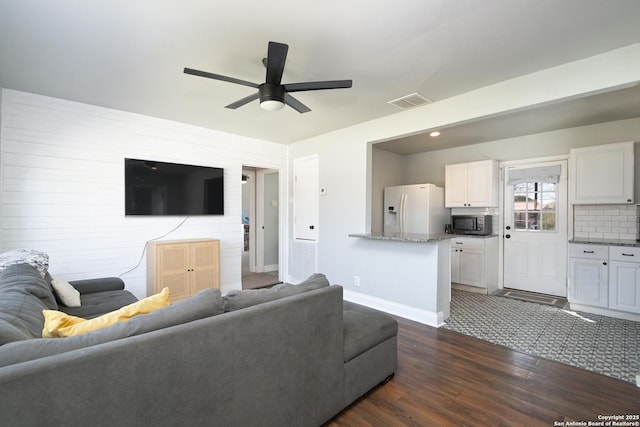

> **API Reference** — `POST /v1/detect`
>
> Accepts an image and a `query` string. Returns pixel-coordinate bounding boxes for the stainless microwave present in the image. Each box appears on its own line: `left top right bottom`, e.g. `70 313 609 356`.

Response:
451 215 492 235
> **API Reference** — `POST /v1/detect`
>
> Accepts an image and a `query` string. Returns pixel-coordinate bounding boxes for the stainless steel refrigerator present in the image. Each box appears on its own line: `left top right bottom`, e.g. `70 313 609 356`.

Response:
383 183 447 234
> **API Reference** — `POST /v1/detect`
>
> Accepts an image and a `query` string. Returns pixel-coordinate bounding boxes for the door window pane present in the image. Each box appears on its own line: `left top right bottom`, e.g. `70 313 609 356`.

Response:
512 181 557 232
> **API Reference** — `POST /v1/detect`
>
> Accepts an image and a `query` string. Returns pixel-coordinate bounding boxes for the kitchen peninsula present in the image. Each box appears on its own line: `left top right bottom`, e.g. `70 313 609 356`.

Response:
348 232 456 327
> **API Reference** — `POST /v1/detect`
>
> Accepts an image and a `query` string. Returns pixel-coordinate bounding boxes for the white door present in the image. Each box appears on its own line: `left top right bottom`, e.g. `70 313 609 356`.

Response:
503 160 568 296
257 169 279 272
383 185 404 233
404 184 430 234
293 156 319 241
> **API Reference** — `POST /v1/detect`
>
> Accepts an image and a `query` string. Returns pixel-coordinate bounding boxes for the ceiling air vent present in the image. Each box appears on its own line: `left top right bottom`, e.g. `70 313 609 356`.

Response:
388 92 432 110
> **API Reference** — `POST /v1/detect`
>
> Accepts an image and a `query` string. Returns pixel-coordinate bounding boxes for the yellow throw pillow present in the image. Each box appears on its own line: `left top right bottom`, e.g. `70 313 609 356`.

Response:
42 287 170 338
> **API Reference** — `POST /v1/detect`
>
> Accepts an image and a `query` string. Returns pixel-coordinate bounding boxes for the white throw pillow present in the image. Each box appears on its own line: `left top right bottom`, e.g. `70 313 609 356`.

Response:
51 278 81 307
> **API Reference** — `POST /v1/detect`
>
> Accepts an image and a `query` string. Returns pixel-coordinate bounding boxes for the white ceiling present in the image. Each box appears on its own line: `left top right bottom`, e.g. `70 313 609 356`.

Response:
1 1 640 147
375 84 640 155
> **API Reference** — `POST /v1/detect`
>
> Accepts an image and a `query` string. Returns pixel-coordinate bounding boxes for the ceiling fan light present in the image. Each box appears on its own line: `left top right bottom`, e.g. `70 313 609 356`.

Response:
260 100 285 111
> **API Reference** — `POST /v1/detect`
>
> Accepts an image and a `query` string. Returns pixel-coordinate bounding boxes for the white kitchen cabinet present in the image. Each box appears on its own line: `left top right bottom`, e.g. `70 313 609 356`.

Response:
568 244 608 308
569 141 634 204
445 160 499 207
450 237 498 292
609 246 640 314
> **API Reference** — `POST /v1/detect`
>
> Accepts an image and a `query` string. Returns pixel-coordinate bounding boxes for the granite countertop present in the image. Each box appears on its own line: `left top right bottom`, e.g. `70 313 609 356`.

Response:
348 232 457 243
569 237 640 247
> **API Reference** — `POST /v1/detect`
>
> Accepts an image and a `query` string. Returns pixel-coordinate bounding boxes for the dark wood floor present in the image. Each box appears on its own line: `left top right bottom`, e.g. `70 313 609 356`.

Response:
327 316 640 426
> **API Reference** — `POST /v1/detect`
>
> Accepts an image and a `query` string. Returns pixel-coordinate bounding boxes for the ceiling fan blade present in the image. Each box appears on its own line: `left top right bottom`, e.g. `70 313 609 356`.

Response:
225 92 260 109
284 93 311 114
284 80 353 92
265 42 288 85
184 67 259 89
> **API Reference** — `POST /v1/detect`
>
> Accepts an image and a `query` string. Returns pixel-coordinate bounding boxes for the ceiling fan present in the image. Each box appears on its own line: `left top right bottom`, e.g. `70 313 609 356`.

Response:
184 41 352 113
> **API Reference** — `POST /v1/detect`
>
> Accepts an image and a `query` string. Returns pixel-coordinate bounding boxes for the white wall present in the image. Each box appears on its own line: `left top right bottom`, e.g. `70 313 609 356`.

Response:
0 89 287 298
288 43 640 304
402 118 640 187
370 148 405 233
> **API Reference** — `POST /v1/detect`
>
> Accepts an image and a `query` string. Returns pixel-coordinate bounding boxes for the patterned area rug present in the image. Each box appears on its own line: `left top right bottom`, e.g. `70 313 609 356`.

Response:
491 288 568 309
444 289 640 384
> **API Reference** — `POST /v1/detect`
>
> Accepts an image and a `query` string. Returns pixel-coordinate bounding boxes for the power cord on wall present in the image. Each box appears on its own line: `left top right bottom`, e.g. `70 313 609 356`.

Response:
118 216 190 278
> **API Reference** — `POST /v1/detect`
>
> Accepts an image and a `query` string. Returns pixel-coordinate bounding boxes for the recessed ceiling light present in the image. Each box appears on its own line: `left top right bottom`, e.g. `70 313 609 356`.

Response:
430 131 440 137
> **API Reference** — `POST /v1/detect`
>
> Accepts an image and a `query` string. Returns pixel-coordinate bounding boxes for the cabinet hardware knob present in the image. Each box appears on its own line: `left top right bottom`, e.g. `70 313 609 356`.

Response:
603 262 607 266
309 225 315 230
505 234 511 239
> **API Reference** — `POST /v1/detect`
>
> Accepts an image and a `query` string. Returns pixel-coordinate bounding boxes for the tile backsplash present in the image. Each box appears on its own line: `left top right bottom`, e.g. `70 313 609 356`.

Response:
573 204 637 240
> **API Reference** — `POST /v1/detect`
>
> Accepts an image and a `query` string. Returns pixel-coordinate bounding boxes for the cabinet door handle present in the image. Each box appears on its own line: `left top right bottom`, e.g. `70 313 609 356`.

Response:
583 250 594 254
622 253 635 257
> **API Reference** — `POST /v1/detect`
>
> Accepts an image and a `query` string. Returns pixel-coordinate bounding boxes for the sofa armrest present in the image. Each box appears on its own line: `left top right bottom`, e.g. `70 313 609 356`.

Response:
68 277 125 295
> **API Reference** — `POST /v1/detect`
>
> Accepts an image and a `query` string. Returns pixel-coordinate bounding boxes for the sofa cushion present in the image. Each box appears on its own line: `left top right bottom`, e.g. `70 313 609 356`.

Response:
343 301 398 363
0 288 224 367
50 277 81 307
223 273 329 312
60 289 138 318
43 287 171 338
0 263 58 345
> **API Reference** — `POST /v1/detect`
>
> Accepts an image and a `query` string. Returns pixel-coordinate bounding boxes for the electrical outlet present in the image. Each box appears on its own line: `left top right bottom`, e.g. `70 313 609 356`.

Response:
354 276 360 287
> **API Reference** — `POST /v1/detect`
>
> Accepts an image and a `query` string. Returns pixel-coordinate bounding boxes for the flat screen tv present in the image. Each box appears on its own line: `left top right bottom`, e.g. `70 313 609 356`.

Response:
125 158 224 216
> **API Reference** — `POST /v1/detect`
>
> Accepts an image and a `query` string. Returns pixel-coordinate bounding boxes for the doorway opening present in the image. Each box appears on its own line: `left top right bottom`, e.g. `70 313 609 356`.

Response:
241 167 281 290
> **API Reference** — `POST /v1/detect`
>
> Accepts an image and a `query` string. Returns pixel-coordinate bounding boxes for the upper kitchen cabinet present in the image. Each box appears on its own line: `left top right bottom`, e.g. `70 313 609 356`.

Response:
445 160 499 207
569 141 634 204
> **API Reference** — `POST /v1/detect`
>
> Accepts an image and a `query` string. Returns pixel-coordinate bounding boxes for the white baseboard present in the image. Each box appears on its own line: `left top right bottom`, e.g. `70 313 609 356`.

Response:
260 264 278 273
568 303 640 322
343 289 447 328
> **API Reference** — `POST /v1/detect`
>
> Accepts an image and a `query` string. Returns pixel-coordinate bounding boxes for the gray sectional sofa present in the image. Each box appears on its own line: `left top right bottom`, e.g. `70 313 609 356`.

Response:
0 263 397 427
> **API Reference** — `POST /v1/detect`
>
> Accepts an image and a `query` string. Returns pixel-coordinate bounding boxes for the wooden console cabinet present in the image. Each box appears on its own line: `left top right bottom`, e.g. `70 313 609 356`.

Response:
147 239 220 302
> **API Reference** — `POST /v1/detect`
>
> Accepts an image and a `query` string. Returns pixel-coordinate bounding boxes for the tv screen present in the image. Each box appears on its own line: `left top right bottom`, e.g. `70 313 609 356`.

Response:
125 158 224 215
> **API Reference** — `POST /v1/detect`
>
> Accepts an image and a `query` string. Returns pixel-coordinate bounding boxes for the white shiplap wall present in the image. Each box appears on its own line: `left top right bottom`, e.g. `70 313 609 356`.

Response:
0 89 288 298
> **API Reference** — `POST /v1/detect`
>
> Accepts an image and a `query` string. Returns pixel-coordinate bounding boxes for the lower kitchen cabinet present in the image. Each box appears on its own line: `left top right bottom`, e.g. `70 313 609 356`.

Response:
568 254 609 308
451 237 498 292
568 243 640 317
609 246 640 314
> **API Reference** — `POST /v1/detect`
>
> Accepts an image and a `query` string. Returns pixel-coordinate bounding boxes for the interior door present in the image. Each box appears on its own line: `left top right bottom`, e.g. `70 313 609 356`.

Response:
503 160 568 296
257 169 279 272
293 156 319 241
